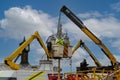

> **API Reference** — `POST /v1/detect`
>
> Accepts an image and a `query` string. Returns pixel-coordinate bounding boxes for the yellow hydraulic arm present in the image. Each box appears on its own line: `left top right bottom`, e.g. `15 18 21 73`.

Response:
72 40 102 67
4 31 52 70
60 6 117 68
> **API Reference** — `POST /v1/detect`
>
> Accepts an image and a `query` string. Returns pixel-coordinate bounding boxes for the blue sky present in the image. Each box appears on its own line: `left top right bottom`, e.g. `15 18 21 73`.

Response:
0 0 120 72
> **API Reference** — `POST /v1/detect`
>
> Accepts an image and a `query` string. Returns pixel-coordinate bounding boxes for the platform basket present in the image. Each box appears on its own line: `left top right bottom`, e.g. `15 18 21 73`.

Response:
52 45 64 58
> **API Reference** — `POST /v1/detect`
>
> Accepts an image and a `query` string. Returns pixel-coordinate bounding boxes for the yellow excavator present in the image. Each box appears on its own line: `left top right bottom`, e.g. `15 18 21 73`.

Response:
72 39 102 67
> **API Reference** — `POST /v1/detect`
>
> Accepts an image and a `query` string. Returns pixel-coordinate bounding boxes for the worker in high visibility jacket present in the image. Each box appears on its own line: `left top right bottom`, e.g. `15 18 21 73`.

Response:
55 39 64 45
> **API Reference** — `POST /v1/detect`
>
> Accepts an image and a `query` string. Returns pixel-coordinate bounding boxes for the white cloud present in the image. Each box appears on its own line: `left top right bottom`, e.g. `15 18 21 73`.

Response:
84 17 120 38
0 6 57 39
78 11 103 19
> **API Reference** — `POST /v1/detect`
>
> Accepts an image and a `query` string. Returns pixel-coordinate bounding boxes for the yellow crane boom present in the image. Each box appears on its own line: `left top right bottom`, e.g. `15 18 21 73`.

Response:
60 6 117 68
72 40 102 67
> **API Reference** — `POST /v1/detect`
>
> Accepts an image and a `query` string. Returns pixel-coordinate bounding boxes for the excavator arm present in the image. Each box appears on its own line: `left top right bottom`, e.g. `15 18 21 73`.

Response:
61 6 117 67
4 31 52 70
72 40 102 67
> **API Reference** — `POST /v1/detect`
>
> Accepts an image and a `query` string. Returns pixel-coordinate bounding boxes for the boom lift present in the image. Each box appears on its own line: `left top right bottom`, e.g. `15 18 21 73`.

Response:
60 6 119 70
72 39 102 67
4 31 52 70
4 31 73 70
